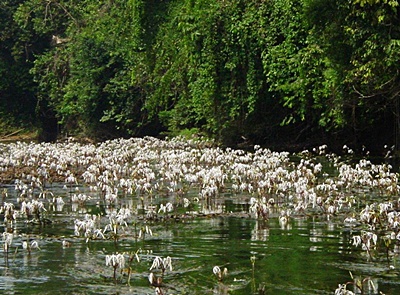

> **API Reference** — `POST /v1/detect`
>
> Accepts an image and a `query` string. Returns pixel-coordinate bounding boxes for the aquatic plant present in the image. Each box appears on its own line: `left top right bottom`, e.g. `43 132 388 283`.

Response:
150 256 173 275
74 214 104 242
213 265 228 282
126 249 141 286
20 200 47 223
2 232 13 254
158 202 173 219
148 272 163 287
70 193 91 205
105 252 126 282
335 272 380 295
1 202 16 224
137 225 153 241
1 188 8 203
149 271 166 294
249 197 269 220
22 239 40 254
279 209 291 229
250 255 256 278
0 138 400 293
103 208 131 246
352 231 378 260
149 256 173 294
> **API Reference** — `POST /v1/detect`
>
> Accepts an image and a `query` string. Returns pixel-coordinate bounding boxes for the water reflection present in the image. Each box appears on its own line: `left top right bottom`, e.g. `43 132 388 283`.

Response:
251 220 269 241
0 204 399 294
352 276 379 295
213 282 230 294
22 252 39 267
0 213 394 294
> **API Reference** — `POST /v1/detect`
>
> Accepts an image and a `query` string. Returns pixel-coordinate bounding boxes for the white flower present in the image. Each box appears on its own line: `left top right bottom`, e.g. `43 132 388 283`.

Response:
344 217 357 223
327 205 336 214
163 256 172 271
3 202 15 222
148 272 155 284
183 198 190 208
62 240 71 247
56 197 65 205
30 240 39 249
335 283 355 295
213 266 221 275
106 253 125 268
150 256 163 270
150 256 172 272
2 232 13 251
145 225 153 236
23 240 40 251
352 235 362 247
213 265 228 281
93 229 105 239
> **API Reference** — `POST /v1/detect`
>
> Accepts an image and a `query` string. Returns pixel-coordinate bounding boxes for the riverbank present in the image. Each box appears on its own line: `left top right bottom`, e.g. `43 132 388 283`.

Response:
0 129 37 143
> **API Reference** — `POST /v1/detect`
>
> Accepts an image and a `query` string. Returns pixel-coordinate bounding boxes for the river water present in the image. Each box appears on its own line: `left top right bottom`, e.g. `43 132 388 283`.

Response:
1 139 400 294
1 194 399 295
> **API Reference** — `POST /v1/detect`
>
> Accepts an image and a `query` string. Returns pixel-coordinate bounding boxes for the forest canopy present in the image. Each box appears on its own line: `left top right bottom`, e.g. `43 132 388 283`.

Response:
1 0 399 151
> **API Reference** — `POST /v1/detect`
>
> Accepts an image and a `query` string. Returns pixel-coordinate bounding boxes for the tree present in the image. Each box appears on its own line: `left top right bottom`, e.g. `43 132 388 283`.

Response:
0 0 42 130
305 0 400 146
147 0 268 144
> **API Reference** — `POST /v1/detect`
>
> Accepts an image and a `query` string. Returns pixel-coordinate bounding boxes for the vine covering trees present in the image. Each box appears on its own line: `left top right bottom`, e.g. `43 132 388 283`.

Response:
1 0 399 149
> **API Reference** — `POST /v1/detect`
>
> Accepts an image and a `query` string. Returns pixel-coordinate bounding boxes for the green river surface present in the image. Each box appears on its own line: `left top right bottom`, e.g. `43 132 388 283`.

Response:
1 192 400 295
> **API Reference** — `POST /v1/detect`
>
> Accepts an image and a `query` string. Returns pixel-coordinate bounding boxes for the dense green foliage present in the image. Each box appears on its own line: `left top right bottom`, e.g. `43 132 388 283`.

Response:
1 0 399 148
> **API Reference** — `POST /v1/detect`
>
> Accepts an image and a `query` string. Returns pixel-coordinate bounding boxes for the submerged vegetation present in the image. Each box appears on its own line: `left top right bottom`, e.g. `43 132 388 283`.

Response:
0 136 400 293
